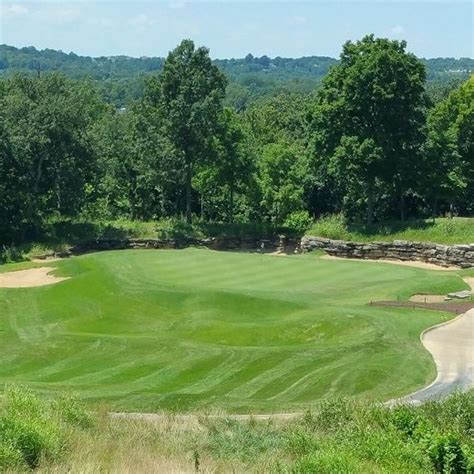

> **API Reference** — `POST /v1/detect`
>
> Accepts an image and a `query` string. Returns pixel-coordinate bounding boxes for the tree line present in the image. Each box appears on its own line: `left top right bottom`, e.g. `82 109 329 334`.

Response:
1 43 472 109
0 36 473 244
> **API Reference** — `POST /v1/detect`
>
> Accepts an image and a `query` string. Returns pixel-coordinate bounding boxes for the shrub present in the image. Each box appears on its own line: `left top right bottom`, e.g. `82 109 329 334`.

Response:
202 418 284 462
155 217 202 240
304 398 355 433
0 245 24 264
52 394 93 429
424 433 468 473
283 211 313 235
0 441 23 469
285 429 319 456
310 214 350 240
291 450 360 473
390 405 421 438
0 386 93 470
440 218 456 236
0 387 63 469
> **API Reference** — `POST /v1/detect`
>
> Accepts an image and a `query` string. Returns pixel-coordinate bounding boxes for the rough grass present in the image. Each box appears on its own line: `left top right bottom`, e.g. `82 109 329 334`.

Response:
0 386 92 471
32 390 474 473
0 249 467 413
1 218 295 263
307 215 474 245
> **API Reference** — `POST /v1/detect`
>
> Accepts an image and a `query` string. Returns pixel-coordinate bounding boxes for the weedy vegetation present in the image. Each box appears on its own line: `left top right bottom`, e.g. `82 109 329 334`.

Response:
1 387 472 472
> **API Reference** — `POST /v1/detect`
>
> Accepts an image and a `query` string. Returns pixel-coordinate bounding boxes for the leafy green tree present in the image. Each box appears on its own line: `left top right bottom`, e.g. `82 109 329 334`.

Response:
329 136 383 224
0 73 104 241
309 35 427 223
258 142 309 223
145 39 227 223
424 75 474 214
213 108 253 222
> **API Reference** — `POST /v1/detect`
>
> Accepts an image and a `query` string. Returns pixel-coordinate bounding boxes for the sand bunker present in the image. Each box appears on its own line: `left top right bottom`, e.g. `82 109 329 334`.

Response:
463 277 474 290
409 294 447 303
0 267 69 288
321 254 460 271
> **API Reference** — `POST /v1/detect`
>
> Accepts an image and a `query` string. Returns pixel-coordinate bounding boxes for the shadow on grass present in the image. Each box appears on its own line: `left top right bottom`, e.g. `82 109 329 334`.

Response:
346 219 435 239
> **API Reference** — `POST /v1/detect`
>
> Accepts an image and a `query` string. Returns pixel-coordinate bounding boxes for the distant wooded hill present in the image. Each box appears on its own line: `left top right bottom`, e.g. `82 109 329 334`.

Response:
1 44 472 107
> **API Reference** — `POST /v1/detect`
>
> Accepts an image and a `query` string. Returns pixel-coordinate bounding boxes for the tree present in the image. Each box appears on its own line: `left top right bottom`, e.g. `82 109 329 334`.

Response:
424 75 474 215
309 35 426 223
329 136 383 224
0 73 104 241
145 39 227 223
258 142 309 223
213 108 253 222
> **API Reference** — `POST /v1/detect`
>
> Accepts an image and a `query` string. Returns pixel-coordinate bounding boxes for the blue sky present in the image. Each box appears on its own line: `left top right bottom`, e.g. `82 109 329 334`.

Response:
1 1 472 59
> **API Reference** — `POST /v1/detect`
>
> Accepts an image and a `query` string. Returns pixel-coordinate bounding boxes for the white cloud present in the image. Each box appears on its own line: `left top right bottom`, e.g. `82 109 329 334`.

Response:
390 25 405 36
2 4 29 18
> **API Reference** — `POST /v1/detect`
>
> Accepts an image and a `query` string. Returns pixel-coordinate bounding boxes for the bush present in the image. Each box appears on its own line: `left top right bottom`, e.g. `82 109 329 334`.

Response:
390 405 421 438
291 450 361 473
0 245 24 264
424 433 468 473
0 387 63 469
283 211 313 235
52 394 93 429
310 214 350 240
155 217 203 240
0 386 93 470
440 218 456 236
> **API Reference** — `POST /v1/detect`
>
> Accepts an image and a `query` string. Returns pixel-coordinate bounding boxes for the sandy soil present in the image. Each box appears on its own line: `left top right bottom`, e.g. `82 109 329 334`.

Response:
409 294 447 303
0 267 69 288
321 254 460 271
463 277 474 290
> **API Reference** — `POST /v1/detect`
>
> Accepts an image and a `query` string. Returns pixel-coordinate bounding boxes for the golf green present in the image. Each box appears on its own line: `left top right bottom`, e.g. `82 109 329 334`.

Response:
0 249 466 412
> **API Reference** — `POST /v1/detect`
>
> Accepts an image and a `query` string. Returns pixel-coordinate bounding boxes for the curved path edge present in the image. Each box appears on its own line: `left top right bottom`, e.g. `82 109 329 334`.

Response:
387 304 473 406
110 260 472 419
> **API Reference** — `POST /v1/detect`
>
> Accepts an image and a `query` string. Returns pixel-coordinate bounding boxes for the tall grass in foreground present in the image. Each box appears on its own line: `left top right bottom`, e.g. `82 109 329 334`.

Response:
0 386 92 470
2 387 473 472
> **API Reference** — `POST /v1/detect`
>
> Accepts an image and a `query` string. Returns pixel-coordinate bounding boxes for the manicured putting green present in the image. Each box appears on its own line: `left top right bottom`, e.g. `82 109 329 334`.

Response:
0 249 466 412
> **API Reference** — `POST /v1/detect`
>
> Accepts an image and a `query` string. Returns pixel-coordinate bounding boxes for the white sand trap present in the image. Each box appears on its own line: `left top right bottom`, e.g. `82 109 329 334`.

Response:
0 267 69 288
321 254 459 271
409 294 446 303
463 277 474 290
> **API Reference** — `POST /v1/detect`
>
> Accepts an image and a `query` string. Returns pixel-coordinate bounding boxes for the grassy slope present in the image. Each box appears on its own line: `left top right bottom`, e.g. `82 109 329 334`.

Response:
3 386 473 473
0 249 467 412
307 217 474 245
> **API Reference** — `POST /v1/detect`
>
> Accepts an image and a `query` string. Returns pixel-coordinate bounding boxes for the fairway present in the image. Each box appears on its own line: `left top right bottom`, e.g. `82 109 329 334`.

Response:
0 249 467 413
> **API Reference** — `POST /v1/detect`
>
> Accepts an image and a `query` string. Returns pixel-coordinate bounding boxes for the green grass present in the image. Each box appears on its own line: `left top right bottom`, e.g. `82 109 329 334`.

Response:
0 249 468 413
1 217 295 263
307 216 474 245
28 389 474 472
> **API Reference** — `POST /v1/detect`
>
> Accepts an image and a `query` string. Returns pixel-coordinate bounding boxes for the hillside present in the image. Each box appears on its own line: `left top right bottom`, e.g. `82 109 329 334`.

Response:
1 386 473 472
1 44 472 107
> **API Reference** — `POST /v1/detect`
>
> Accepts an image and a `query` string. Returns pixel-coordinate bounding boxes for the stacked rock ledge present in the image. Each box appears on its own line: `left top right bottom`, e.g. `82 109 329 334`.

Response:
300 236 474 268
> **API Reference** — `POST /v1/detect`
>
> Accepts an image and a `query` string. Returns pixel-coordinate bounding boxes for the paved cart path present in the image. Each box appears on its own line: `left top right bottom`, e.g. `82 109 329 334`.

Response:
2 256 470 417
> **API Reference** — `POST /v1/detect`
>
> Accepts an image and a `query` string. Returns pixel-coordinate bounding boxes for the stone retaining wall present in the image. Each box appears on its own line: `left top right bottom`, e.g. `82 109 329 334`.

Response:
301 236 474 268
38 235 474 269
60 235 291 256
